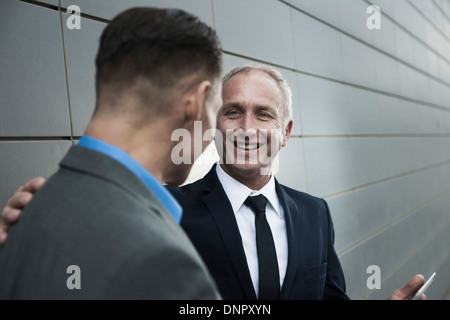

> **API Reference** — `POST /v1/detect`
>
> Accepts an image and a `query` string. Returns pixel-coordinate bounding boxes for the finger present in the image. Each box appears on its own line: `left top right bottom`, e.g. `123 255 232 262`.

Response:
387 274 425 300
0 209 20 244
0 231 7 245
401 274 425 299
0 207 22 245
6 191 32 209
5 177 45 210
419 293 427 300
1 207 22 224
19 177 46 193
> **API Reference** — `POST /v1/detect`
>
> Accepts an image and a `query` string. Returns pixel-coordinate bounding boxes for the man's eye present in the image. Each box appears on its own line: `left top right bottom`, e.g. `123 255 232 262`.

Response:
258 113 270 118
226 111 239 116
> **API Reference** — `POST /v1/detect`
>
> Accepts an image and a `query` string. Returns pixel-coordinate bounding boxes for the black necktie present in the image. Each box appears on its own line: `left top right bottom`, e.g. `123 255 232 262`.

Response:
244 194 280 300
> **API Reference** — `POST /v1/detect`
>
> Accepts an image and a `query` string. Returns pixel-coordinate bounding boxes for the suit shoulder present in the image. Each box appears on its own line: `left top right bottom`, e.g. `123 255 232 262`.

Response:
165 178 204 203
279 183 326 206
278 183 332 222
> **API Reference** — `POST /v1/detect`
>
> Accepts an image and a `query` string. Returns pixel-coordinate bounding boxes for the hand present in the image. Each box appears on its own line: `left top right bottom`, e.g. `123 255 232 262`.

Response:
387 274 426 300
0 177 46 245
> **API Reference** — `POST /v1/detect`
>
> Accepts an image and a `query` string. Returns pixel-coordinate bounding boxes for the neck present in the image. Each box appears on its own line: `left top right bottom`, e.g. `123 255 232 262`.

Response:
219 163 272 190
84 115 175 184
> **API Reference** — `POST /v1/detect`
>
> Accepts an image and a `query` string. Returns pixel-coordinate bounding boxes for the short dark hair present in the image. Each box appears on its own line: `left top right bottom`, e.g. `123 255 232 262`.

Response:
94 7 222 114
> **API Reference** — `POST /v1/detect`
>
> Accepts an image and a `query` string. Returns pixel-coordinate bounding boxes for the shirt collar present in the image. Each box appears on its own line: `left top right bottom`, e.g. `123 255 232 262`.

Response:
77 136 182 223
215 164 282 217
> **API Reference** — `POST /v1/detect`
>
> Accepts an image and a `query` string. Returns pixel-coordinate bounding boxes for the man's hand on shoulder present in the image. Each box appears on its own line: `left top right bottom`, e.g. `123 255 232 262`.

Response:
0 177 46 244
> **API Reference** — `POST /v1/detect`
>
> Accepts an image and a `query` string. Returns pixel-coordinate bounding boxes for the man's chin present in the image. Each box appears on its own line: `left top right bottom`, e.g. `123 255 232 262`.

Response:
221 161 272 177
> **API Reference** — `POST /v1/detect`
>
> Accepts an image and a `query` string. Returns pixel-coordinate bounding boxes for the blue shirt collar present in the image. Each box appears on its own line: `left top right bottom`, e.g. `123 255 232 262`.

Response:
77 135 182 223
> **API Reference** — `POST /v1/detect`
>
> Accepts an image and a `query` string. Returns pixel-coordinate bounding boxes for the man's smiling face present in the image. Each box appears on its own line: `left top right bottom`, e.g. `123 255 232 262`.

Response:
216 69 292 178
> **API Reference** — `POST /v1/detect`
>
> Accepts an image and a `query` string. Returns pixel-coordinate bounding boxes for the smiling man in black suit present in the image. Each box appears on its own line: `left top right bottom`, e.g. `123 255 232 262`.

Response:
168 64 348 299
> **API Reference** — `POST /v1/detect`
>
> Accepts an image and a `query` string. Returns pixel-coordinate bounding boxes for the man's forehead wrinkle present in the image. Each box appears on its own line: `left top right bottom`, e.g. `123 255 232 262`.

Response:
222 100 282 117
225 79 282 102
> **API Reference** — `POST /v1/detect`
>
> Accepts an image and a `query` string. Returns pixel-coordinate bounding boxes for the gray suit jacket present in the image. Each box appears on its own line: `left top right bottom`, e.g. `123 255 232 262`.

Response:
0 145 220 299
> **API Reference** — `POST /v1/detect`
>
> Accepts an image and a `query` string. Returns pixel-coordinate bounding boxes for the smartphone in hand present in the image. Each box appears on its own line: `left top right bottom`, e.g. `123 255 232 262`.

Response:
411 272 436 300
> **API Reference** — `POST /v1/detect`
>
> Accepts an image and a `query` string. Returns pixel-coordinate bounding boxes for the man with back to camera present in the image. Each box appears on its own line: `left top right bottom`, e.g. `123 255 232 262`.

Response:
0 7 224 299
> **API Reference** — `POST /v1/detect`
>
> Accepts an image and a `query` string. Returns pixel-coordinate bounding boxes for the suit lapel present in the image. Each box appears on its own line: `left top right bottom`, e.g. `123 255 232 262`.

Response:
201 166 257 300
198 167 305 300
275 181 300 299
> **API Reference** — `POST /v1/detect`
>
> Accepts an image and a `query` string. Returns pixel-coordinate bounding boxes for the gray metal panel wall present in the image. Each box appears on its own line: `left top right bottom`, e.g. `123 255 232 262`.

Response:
1 0 449 300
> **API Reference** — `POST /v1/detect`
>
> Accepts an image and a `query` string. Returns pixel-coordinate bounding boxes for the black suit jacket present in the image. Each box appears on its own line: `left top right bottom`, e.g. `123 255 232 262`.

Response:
0 146 220 299
167 164 349 300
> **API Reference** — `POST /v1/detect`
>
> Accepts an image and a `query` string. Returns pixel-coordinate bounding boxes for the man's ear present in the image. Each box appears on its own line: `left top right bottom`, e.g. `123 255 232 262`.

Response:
183 80 211 122
282 120 294 147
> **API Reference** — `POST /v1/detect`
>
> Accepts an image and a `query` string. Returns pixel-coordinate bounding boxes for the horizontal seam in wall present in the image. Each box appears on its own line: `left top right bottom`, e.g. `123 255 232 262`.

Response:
337 185 450 258
66 9 109 24
223 50 450 114
19 0 58 11
323 159 450 200
290 133 450 138
0 136 73 142
6 134 449 142
19 0 110 23
361 216 450 299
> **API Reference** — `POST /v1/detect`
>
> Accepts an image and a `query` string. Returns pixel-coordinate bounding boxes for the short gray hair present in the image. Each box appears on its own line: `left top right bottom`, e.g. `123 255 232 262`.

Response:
222 63 293 128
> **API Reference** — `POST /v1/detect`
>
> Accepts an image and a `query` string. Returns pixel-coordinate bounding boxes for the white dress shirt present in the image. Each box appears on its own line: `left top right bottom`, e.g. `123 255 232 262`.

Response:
215 164 288 297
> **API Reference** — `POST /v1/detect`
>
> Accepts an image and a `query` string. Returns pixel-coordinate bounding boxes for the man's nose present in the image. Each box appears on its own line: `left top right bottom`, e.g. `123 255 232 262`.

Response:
241 113 257 135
